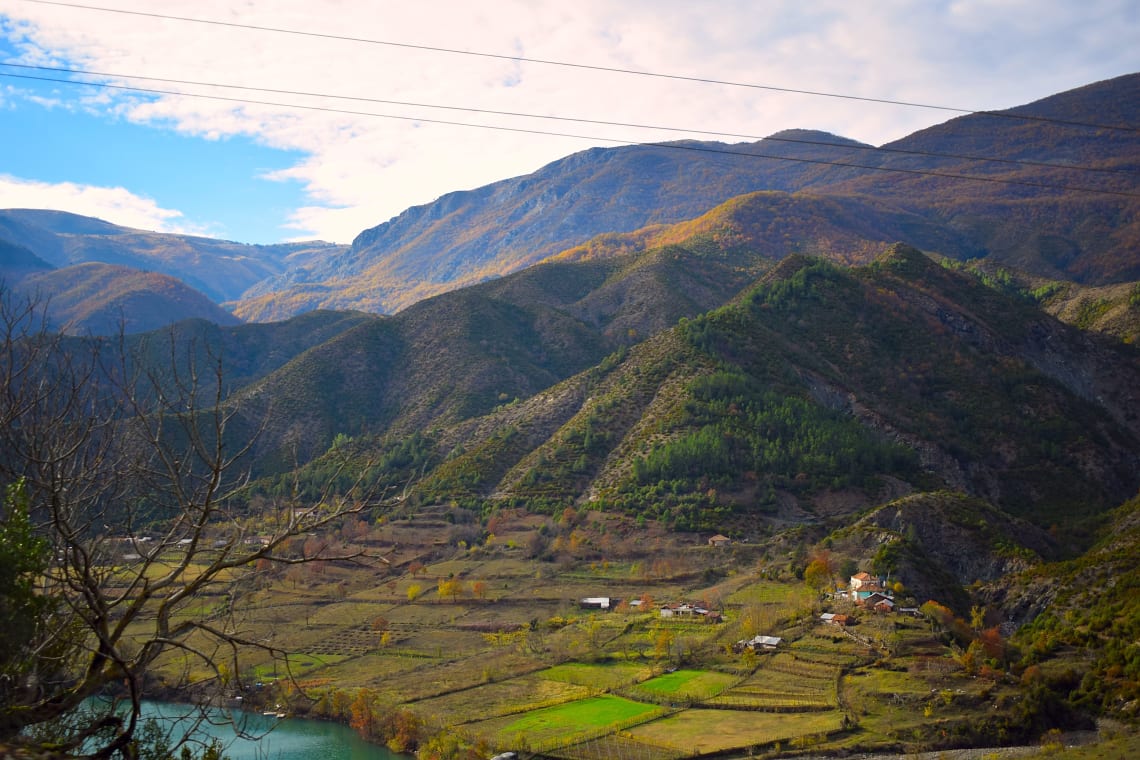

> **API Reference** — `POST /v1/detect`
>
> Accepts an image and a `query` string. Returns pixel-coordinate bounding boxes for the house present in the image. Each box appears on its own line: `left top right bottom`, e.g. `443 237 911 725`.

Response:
820 612 853 626
660 601 720 621
660 602 708 618
736 635 782 652
580 597 613 610
860 592 895 612
849 571 889 601
708 534 732 547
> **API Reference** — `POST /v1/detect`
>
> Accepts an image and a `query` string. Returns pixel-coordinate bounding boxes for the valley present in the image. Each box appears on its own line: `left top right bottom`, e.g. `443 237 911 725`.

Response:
1 72 1139 760
127 495 1140 759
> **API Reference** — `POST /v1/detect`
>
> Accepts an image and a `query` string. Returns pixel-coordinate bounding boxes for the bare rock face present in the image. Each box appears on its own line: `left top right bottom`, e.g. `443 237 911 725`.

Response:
840 491 1059 612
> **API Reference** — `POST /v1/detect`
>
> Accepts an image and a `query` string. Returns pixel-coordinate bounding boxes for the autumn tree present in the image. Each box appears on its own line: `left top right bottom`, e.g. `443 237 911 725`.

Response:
437 577 463 602
653 629 675 659
804 548 838 594
803 558 832 593
349 689 382 739
0 288 387 758
970 604 987 632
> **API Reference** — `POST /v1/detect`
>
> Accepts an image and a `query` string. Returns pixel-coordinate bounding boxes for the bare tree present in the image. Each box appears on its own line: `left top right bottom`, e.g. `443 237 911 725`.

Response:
0 288 381 758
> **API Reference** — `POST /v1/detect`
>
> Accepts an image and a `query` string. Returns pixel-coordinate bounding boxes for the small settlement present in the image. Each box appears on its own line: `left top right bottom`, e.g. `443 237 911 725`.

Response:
577 568 922 657
821 570 921 627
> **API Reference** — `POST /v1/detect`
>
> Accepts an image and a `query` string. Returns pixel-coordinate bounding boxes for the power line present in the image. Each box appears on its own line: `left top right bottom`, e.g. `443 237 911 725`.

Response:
3 68 1138 200
2 61 1135 180
16 0 1140 135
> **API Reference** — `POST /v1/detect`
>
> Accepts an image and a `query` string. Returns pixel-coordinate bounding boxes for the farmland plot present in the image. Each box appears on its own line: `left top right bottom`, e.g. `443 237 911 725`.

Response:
625 669 739 703
706 653 838 711
409 675 593 726
540 661 655 690
623 708 843 754
463 695 667 753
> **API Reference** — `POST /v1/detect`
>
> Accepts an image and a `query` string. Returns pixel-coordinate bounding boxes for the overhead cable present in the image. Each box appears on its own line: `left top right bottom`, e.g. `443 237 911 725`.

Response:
16 0 1140 135
3 68 1137 200
2 61 1134 180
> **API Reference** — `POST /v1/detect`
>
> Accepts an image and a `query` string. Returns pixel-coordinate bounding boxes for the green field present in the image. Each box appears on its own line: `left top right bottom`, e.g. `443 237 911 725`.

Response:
630 669 738 701
471 694 666 750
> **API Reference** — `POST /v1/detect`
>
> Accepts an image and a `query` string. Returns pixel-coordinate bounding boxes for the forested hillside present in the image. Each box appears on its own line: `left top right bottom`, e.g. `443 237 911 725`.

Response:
236 245 1140 553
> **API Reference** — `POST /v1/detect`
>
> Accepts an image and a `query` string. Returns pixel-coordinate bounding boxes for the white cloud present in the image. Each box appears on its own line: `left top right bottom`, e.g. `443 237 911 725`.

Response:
1 0 1138 243
0 174 206 235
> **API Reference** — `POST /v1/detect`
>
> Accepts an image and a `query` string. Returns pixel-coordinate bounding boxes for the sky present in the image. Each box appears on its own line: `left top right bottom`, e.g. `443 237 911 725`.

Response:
0 1 1138 245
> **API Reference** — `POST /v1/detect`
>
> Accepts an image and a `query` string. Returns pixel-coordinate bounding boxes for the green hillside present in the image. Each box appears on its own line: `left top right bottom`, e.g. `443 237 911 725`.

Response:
249 245 1140 559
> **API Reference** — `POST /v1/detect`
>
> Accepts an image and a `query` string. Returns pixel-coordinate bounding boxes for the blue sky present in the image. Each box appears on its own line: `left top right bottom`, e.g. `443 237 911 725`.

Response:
1 0 1138 244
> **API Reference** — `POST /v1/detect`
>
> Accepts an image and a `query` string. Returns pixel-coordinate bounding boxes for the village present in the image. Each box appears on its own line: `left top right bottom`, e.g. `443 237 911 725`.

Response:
580 564 920 655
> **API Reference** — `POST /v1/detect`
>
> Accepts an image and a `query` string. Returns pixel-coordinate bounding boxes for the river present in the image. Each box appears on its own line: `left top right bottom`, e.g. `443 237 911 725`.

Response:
136 701 404 760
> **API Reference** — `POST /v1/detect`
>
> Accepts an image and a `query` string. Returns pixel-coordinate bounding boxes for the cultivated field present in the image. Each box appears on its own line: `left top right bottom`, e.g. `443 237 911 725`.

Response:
124 507 1074 757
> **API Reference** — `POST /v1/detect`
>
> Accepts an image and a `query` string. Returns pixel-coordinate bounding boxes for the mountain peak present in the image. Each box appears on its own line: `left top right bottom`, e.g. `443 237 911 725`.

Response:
764 129 871 148
873 242 935 274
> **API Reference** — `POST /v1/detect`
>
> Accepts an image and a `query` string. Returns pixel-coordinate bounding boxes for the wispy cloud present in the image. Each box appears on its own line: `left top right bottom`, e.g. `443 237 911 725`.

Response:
0 174 206 235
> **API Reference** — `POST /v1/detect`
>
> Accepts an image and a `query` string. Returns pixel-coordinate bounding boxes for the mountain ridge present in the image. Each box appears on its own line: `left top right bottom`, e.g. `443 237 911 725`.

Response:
3 74 1138 332
231 73 1140 319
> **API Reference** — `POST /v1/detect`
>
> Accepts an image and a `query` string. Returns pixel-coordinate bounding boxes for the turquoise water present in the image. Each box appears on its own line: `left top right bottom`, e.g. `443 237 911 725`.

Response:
136 702 402 760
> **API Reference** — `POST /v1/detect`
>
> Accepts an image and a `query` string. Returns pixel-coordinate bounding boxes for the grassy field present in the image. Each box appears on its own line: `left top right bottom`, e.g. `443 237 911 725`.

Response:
467 694 667 751
627 669 738 702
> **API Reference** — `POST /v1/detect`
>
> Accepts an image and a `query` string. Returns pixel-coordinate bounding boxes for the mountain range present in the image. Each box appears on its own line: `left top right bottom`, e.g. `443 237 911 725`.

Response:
0 74 1136 514
2 74 1138 334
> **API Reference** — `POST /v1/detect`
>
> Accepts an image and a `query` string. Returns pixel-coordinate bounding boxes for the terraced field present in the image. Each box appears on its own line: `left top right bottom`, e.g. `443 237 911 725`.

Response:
132 513 1044 759
704 652 838 711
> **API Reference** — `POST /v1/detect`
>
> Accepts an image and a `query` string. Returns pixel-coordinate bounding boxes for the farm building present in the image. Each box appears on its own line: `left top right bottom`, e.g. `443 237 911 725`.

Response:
579 597 615 610
736 635 782 652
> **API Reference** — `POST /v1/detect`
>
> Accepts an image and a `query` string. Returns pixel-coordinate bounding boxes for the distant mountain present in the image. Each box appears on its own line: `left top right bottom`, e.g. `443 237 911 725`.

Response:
234 73 1140 320
6 75 1136 331
820 74 1140 284
233 132 876 319
122 308 379 398
0 237 53 278
17 262 241 335
0 209 346 303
